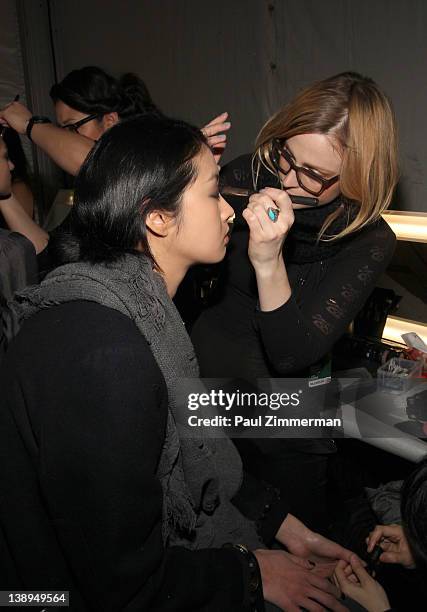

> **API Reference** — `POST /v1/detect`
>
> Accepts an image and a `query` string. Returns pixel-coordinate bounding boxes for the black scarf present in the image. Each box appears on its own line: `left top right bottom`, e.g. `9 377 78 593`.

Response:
253 160 359 264
285 198 359 263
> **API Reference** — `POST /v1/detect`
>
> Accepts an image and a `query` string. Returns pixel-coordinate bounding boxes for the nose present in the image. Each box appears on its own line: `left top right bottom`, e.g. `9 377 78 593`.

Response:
219 194 234 222
281 168 298 189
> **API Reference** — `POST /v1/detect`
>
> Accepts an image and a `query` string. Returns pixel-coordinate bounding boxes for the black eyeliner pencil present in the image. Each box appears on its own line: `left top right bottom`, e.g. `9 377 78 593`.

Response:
220 186 319 207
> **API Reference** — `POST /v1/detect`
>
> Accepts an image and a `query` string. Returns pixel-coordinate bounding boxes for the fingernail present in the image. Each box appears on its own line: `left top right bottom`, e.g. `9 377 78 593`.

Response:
224 122 231 128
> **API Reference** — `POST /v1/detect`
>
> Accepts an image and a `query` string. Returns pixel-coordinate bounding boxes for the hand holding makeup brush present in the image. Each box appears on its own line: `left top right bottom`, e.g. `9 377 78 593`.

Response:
243 186 294 269
243 187 294 311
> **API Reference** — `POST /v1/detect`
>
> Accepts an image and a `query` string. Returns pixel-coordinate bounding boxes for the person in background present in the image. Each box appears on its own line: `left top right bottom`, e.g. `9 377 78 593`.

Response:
2 127 34 219
0 131 39 359
0 130 47 254
0 66 231 273
335 455 427 611
0 65 230 175
0 114 353 612
191 72 399 533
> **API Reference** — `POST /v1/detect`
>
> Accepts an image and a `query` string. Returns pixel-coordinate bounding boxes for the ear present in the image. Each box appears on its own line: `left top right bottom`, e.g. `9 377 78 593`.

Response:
101 112 119 130
145 209 176 238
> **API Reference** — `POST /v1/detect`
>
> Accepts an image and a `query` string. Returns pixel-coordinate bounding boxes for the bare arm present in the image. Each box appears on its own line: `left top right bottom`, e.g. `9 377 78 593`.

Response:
243 187 294 311
0 101 94 176
12 180 34 218
0 194 49 254
30 123 94 176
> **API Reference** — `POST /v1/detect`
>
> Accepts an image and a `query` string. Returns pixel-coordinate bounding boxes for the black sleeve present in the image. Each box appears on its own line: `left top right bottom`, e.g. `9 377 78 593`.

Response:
13 303 253 611
232 470 290 546
256 219 396 374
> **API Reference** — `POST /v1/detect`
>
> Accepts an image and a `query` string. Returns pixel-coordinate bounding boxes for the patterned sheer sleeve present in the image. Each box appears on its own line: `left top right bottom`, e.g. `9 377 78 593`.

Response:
255 219 396 374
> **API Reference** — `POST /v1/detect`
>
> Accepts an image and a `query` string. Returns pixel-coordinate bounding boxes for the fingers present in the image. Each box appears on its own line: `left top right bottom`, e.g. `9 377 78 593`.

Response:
202 113 230 165
379 551 401 564
311 561 339 580
308 572 340 597
245 190 293 234
202 114 231 138
307 589 349 612
207 134 227 147
242 206 266 235
203 111 229 127
285 554 314 570
367 524 401 552
334 560 352 585
337 563 358 584
347 555 370 586
299 598 326 612
261 186 293 214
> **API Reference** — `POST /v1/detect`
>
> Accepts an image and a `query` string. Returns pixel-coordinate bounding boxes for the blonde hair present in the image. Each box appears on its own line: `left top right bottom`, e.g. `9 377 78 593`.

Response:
254 72 399 241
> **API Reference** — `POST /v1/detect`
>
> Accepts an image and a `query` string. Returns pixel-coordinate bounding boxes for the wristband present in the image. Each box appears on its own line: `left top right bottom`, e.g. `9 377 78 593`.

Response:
223 543 263 609
26 116 51 142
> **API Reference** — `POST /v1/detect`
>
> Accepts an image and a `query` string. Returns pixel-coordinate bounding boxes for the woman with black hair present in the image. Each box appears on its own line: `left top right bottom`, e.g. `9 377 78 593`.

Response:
334 455 427 611
0 65 231 176
0 130 48 254
0 114 352 612
1 127 34 219
0 66 231 274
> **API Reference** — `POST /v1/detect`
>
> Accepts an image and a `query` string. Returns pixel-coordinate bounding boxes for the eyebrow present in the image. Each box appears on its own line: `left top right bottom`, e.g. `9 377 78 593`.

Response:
285 143 336 176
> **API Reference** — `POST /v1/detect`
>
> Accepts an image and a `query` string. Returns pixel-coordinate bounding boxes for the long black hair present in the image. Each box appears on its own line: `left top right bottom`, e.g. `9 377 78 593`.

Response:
401 455 427 573
57 114 206 266
50 66 161 119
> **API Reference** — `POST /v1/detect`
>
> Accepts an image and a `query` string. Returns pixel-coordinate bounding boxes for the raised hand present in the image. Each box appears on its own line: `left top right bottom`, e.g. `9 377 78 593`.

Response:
201 111 231 163
243 187 294 270
367 524 415 568
0 101 32 134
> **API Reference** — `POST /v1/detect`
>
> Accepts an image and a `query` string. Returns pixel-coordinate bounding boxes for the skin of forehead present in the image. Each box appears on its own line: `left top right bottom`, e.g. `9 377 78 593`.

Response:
286 134 341 176
55 100 87 125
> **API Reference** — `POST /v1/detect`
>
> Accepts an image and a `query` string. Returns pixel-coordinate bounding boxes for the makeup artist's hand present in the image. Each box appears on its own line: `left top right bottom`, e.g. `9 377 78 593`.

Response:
255 548 348 612
0 101 32 134
201 112 231 163
367 524 415 568
243 186 294 270
334 556 390 612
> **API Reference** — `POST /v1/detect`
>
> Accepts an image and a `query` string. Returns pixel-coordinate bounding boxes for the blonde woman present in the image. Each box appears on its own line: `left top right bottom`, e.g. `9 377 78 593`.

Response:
192 72 399 531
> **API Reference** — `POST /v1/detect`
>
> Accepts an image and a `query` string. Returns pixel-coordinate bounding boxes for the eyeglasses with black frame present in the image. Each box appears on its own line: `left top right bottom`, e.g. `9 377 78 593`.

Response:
271 138 340 196
61 114 100 133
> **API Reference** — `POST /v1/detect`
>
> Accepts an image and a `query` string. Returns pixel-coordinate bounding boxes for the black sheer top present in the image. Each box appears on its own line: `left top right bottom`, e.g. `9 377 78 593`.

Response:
192 154 396 379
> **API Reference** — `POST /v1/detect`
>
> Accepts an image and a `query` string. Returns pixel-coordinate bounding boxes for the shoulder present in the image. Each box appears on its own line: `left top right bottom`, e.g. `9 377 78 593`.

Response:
331 217 396 272
0 228 34 254
10 301 163 384
341 217 396 254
